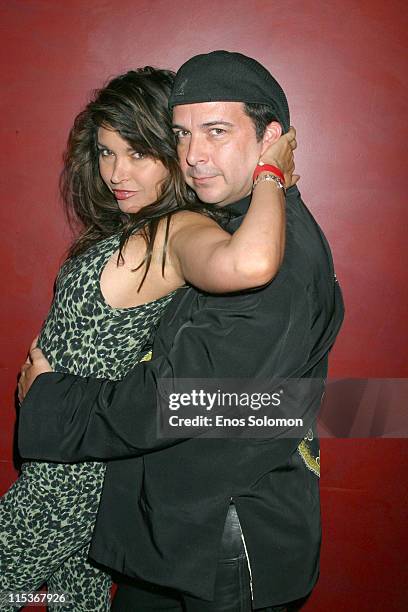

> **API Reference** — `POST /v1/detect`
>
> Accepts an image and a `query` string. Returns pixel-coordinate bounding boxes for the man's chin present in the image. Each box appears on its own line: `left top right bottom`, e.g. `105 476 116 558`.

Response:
193 187 231 207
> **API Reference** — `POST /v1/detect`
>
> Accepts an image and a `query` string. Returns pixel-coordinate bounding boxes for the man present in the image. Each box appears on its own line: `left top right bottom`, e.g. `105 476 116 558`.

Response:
18 51 344 610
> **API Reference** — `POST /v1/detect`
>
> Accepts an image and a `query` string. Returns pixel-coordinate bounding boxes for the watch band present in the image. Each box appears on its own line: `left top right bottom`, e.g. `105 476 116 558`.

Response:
252 173 286 193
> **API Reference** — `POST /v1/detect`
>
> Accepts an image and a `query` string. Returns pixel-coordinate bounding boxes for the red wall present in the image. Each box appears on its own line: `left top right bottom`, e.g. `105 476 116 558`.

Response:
1 1 407 610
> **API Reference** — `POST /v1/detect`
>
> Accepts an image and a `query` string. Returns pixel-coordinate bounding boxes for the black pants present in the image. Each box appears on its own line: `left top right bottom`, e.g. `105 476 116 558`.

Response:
111 505 308 611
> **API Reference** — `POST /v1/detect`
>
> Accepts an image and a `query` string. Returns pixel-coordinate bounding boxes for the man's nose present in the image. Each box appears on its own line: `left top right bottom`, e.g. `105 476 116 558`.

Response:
110 157 130 184
185 135 208 167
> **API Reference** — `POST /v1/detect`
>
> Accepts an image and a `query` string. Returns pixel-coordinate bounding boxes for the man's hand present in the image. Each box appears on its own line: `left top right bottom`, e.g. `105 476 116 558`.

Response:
260 126 300 188
18 337 52 403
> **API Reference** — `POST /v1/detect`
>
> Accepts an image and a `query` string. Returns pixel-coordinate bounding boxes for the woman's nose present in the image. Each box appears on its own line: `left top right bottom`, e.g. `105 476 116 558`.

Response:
110 157 130 184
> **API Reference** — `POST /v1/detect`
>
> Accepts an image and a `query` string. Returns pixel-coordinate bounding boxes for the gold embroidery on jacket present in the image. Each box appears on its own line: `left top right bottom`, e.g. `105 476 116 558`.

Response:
297 439 320 477
140 350 152 362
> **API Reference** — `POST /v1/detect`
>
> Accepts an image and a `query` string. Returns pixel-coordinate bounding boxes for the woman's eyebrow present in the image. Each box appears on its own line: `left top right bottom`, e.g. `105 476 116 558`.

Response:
97 142 136 152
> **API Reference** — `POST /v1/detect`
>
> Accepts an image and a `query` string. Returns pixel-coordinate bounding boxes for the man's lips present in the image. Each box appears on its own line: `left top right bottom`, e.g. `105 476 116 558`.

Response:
190 175 218 184
113 190 139 200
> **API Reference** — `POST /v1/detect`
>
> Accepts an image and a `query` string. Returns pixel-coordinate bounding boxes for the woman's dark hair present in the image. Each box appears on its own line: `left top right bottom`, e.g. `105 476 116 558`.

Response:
61 67 209 289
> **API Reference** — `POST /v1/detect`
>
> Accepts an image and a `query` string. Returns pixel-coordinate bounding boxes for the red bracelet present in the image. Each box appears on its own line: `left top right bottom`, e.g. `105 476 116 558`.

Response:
253 163 285 186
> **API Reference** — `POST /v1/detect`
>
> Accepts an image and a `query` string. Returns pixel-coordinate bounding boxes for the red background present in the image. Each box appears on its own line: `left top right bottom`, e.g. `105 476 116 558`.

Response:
1 1 407 610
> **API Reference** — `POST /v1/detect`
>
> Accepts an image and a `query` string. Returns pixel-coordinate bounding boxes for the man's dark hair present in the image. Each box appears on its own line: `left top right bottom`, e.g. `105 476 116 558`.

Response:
243 102 280 141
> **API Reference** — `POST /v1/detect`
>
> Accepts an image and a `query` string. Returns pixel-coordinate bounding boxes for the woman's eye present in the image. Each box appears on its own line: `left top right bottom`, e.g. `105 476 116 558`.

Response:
131 151 144 159
98 148 112 158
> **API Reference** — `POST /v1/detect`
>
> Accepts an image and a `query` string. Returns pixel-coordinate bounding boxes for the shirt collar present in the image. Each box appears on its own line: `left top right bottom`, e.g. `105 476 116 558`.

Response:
223 195 252 218
222 185 299 219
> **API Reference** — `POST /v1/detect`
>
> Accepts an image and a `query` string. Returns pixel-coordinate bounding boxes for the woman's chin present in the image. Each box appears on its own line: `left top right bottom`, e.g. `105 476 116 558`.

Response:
118 201 145 214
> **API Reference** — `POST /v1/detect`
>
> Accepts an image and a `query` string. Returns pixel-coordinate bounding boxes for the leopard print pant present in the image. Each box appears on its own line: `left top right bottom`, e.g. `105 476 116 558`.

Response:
0 461 109 611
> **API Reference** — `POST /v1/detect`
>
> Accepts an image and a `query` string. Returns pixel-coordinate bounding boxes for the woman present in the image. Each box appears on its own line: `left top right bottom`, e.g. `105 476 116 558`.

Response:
0 67 296 610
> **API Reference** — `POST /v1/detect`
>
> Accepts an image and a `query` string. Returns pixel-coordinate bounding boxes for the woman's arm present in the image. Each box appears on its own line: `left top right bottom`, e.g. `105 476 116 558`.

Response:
169 128 298 293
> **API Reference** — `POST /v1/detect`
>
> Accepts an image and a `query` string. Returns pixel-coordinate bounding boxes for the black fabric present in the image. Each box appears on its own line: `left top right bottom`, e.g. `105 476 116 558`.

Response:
111 504 308 611
111 503 251 611
18 186 344 608
168 50 290 132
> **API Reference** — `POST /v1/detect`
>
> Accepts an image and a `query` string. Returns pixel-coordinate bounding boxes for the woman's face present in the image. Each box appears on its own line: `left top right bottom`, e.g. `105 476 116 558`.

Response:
97 127 169 214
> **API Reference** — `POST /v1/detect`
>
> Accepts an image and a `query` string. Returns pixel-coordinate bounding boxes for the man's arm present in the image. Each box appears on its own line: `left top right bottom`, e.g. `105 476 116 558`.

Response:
18 274 342 463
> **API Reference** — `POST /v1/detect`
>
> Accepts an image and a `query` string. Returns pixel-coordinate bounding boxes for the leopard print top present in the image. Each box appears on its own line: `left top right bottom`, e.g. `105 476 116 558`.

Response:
37 233 176 379
0 234 176 605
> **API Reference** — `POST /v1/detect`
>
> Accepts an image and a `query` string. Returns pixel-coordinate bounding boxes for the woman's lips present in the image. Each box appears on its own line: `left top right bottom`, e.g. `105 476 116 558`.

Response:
113 190 139 200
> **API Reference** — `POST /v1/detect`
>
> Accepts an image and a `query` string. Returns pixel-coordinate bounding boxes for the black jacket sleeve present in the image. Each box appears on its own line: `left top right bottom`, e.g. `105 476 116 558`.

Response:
18 269 343 463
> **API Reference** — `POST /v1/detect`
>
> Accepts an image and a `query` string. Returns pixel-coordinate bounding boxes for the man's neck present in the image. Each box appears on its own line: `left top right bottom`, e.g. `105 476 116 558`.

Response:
220 194 252 217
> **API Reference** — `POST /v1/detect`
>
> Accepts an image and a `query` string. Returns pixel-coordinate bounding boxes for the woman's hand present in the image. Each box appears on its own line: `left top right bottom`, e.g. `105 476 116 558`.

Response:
259 126 299 188
18 337 52 403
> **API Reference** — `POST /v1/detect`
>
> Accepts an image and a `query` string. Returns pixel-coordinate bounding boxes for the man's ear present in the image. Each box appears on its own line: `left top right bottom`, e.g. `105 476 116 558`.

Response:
260 121 282 156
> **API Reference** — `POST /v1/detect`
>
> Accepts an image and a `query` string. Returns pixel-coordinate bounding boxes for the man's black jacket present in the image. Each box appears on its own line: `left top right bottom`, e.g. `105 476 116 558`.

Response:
19 186 344 608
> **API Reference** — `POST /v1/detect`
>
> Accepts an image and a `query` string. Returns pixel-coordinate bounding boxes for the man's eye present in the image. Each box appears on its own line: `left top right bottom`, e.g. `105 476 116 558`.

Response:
173 130 190 140
131 151 144 159
210 128 226 136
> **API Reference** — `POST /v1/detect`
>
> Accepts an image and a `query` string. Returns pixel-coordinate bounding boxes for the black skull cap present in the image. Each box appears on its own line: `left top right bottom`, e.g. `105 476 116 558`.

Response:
169 50 290 132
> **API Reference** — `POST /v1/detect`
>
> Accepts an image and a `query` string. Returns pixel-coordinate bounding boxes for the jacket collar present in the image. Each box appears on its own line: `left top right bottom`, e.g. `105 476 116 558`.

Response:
222 185 299 219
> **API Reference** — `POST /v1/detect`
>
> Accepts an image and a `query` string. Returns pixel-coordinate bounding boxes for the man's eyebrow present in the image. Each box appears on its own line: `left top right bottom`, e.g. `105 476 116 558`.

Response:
171 121 234 130
200 121 234 128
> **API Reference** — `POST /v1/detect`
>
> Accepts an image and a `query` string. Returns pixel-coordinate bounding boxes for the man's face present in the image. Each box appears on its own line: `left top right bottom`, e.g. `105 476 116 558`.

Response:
172 102 265 207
